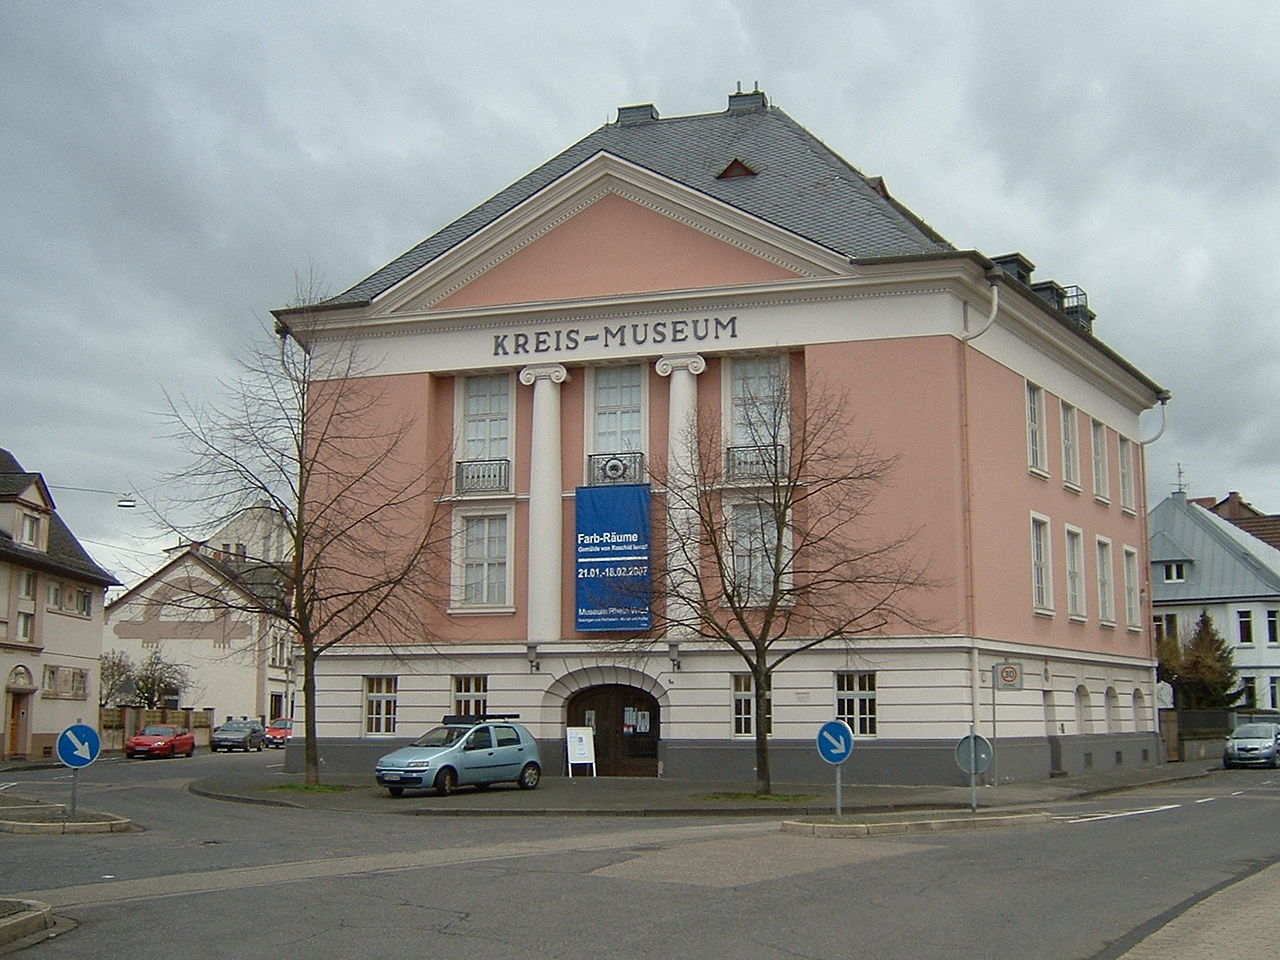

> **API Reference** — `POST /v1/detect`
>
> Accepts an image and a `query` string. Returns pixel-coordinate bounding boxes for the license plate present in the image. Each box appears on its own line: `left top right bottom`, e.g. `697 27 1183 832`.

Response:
382 773 401 781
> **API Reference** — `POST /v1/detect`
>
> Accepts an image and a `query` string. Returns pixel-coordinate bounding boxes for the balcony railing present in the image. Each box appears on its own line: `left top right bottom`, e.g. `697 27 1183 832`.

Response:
455 459 511 494
587 451 646 485
726 444 785 481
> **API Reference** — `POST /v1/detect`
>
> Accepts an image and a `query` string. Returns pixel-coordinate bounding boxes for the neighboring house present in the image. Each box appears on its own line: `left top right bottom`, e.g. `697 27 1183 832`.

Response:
1191 490 1280 552
105 506 293 723
271 89 1166 784
1 448 119 760
1149 491 1280 711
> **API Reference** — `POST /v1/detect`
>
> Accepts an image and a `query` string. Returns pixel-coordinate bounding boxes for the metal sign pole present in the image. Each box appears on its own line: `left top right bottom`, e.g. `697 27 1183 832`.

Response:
70 767 79 818
969 724 978 813
835 764 843 819
991 668 999 787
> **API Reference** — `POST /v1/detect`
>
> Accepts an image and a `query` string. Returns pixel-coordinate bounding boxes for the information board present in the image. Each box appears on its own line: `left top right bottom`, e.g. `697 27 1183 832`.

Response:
565 726 597 778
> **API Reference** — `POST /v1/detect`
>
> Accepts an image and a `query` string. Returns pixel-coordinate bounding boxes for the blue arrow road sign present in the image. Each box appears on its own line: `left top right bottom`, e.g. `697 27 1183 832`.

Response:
56 724 101 769
816 719 855 765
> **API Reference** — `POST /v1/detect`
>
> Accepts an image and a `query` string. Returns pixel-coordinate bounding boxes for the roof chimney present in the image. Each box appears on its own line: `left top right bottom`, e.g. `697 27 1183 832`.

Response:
991 252 1035 285
617 103 659 125
728 84 768 114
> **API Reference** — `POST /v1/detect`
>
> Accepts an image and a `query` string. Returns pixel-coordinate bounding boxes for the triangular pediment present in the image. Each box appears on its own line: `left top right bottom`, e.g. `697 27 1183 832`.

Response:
374 152 852 315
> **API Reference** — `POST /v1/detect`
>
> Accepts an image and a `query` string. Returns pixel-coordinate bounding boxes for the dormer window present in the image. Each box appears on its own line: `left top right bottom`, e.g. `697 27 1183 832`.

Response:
716 158 756 179
1163 562 1186 583
18 512 40 547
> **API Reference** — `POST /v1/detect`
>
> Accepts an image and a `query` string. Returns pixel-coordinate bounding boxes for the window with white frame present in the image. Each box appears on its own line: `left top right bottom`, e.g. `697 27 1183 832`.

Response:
74 589 92 617
19 570 35 599
1065 527 1086 618
1026 383 1047 473
364 676 398 735
1096 538 1115 624
730 501 780 604
1240 675 1257 708
836 672 877 736
1031 515 1052 612
1271 676 1280 710
1238 610 1254 644
18 512 40 546
1154 612 1178 644
462 374 510 461
1091 419 1110 500
46 582 62 609
1162 562 1186 583
41 665 88 700
732 674 771 736
1268 610 1278 644
731 355 786 447
458 513 510 607
16 611 35 643
1118 437 1135 511
453 675 488 716
593 365 643 453
1123 548 1140 627
1060 401 1080 487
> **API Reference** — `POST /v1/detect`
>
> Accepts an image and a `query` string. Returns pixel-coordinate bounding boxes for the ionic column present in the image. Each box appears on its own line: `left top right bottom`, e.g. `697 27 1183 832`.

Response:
519 363 569 645
656 354 706 639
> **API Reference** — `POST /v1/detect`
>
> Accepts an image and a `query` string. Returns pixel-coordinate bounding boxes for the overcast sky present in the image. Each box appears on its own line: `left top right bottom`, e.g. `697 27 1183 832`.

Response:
3 1 1277 586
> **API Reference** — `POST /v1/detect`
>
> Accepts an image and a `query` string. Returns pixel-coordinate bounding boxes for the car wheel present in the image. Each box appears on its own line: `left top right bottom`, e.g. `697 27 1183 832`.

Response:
387 786 405 798
168 745 175 759
186 746 195 757
517 762 541 790
435 767 458 796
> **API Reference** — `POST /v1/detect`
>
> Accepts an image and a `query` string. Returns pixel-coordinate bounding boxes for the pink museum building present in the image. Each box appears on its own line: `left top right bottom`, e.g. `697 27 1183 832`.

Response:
277 90 1167 784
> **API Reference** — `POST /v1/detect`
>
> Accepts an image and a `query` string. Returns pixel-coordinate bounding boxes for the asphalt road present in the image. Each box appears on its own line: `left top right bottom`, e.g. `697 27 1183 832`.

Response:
3 752 1279 960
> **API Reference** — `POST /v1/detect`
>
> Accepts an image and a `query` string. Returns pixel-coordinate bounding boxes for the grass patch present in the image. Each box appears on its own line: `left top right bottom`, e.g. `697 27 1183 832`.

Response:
702 791 819 803
266 783 356 794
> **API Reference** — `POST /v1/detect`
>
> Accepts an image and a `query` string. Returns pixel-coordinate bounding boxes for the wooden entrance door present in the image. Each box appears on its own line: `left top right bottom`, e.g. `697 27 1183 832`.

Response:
567 685 659 776
7 692 29 758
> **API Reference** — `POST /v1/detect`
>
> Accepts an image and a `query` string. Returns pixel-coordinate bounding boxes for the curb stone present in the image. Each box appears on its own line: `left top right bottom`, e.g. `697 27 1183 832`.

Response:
0 899 53 949
781 811 1053 838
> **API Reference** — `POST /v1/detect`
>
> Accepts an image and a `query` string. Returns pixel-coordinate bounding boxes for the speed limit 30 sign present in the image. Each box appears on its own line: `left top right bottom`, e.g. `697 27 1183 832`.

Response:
993 662 1022 690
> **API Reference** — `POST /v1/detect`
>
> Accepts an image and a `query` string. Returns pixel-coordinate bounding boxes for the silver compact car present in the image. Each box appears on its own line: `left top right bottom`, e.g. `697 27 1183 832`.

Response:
1223 723 1280 768
375 715 541 797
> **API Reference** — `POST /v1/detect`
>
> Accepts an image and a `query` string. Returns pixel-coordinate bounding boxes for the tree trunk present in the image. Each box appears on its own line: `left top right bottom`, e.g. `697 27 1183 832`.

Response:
302 643 319 785
754 667 771 795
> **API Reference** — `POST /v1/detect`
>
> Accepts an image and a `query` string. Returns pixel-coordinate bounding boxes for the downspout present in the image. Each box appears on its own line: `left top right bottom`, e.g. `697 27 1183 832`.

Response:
1138 391 1172 736
960 276 1002 734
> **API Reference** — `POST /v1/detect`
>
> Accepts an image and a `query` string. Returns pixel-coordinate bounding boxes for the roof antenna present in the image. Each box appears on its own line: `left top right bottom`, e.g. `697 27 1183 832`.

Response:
1175 463 1187 493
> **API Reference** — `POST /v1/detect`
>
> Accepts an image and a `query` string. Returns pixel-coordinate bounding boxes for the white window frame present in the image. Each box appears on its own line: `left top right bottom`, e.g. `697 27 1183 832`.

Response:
19 570 36 599
1065 526 1086 619
453 675 488 716
1123 547 1141 628
1060 401 1080 489
589 364 646 455
457 373 513 463
1026 383 1048 475
1031 514 1053 614
1096 537 1115 626
732 673 771 737
364 676 398 736
1268 610 1278 645
1118 437 1136 512
1162 562 1186 583
728 355 787 451
18 512 40 546
1091 419 1110 502
16 611 35 643
1238 609 1254 644
74 589 92 617
728 500 786 605
451 507 514 613
836 672 877 737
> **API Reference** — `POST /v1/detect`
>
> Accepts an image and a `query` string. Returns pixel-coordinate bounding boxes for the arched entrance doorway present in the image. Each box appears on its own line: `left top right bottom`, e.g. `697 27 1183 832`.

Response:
567 684 660 776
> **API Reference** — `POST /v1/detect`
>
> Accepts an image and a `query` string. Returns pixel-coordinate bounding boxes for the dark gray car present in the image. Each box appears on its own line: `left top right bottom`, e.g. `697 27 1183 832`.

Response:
210 719 266 752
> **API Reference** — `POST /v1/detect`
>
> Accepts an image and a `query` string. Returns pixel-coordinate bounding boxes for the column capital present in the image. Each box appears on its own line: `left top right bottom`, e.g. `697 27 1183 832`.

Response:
519 363 569 386
655 353 706 377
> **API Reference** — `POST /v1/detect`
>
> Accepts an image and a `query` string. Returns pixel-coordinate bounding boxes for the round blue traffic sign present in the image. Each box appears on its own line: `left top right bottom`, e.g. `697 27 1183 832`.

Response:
955 733 993 774
816 719 855 765
56 724 101 769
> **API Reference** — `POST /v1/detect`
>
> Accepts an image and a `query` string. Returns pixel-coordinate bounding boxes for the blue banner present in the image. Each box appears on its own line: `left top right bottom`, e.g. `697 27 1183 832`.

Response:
575 484 652 632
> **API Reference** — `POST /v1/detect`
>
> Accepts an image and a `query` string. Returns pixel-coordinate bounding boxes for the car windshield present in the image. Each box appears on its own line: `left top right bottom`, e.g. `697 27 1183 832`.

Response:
1232 724 1276 738
412 726 470 748
219 722 253 732
270 719 292 730
141 725 176 736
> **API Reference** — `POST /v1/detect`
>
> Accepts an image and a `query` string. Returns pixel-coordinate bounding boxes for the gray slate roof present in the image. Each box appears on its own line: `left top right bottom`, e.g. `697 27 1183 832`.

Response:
0 447 119 587
1148 492 1280 603
330 91 953 308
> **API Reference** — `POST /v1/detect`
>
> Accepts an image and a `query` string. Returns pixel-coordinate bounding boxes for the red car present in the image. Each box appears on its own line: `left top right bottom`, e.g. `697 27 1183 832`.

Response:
264 718 293 748
125 724 196 759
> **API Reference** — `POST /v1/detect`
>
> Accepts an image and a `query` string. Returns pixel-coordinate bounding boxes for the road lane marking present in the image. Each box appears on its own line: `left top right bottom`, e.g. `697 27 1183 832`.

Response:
1062 804 1181 823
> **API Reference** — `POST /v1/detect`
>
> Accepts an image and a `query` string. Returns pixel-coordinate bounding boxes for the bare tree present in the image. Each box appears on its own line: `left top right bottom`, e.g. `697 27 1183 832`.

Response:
652 370 932 794
99 649 135 707
130 649 190 709
156 285 451 784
